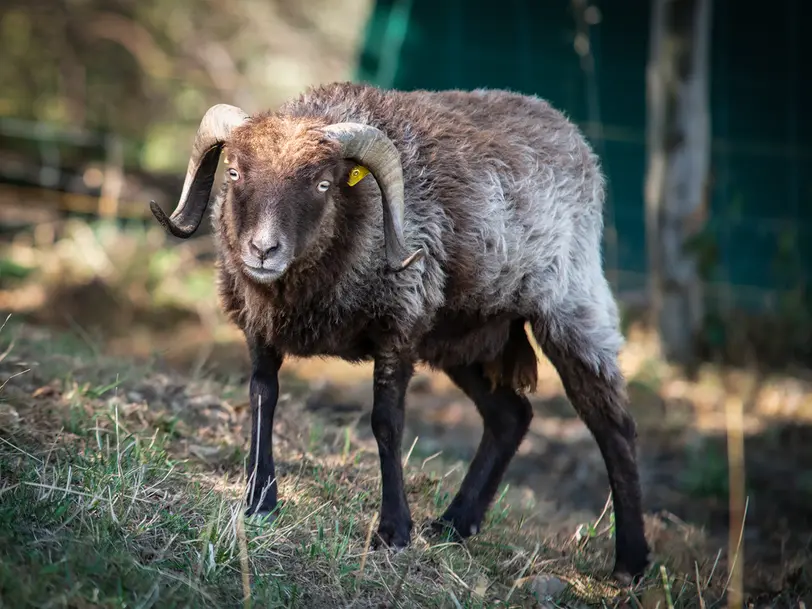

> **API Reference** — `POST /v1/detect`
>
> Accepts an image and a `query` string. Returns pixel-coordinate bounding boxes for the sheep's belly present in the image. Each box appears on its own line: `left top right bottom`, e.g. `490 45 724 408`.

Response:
417 311 518 369
268 307 521 369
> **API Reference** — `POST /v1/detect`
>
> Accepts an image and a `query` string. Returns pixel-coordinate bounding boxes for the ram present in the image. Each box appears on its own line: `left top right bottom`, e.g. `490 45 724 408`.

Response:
149 82 650 581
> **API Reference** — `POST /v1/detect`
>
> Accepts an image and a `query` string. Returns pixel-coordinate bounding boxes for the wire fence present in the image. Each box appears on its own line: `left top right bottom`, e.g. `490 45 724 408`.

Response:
2 0 809 363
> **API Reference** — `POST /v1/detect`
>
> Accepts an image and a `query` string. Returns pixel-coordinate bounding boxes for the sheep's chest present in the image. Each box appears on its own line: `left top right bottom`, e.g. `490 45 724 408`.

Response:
266 301 378 362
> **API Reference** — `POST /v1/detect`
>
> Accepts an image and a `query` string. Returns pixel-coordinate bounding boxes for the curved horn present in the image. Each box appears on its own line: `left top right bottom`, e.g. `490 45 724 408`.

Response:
320 123 424 272
150 104 250 238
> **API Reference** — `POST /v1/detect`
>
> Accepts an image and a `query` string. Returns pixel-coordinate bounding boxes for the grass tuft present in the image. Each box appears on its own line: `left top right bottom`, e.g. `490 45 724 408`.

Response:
2 221 812 607
0 320 742 608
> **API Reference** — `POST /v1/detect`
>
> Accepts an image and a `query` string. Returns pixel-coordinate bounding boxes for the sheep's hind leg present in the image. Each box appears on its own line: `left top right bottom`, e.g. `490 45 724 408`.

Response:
430 361 533 540
531 307 650 582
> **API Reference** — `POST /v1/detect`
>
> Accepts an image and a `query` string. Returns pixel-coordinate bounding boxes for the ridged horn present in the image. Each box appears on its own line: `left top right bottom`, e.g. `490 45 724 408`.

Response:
149 104 250 238
319 122 424 272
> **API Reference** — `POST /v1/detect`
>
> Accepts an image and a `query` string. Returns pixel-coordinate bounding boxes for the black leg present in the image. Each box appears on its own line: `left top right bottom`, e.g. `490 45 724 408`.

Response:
533 314 650 582
244 337 284 518
431 362 533 539
370 354 414 548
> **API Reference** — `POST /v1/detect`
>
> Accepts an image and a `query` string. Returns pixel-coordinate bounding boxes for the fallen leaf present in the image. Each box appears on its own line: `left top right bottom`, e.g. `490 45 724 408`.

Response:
32 385 59 399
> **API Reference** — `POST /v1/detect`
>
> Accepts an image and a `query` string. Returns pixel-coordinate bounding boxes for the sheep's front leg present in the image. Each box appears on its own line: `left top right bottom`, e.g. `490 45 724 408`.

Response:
370 354 414 549
244 338 284 519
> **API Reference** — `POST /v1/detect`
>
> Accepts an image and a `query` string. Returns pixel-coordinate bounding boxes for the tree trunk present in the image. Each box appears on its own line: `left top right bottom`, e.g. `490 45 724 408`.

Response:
644 0 713 367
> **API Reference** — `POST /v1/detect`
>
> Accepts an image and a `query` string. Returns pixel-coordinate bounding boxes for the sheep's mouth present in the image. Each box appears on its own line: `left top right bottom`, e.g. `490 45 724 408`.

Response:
242 264 286 285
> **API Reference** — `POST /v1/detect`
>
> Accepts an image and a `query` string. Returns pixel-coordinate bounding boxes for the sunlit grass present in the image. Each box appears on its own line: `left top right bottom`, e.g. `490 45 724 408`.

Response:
0 319 746 608
1 221 812 606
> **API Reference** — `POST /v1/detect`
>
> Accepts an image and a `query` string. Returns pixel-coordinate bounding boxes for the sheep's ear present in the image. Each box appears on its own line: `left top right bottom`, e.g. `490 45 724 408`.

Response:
321 122 425 271
150 104 249 239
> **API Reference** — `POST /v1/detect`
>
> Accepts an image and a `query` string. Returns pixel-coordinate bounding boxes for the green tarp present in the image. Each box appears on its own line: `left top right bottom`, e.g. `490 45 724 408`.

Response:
356 0 811 308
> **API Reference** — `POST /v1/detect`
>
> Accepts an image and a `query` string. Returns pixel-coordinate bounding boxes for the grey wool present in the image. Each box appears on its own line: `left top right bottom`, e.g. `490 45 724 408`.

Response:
150 81 650 582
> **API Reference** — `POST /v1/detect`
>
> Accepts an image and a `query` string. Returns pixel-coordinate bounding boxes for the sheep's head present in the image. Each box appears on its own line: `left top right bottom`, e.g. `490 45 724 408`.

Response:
149 104 424 284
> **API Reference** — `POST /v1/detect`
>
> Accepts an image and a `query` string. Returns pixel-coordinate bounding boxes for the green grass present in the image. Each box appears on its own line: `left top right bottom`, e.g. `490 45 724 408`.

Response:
0 421 237 607
4 219 812 607
0 321 731 608
0 259 34 287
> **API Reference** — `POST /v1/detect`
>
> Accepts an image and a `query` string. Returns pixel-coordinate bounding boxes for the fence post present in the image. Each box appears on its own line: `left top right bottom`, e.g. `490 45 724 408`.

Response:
99 134 124 219
644 0 713 367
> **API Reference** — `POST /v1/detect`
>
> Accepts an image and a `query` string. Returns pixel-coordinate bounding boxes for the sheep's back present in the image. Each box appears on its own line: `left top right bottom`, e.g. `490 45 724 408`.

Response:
284 82 608 321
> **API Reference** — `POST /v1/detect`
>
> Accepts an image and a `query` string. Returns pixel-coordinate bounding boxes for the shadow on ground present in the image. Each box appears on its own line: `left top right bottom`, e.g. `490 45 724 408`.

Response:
2 255 811 604
297 364 812 601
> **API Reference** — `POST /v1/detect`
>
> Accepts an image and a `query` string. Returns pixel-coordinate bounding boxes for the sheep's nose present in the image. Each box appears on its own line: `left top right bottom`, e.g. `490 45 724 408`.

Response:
250 238 279 261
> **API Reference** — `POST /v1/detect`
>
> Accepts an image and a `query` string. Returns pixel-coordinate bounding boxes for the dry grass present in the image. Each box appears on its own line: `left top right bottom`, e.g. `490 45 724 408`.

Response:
0 316 743 609
2 220 812 607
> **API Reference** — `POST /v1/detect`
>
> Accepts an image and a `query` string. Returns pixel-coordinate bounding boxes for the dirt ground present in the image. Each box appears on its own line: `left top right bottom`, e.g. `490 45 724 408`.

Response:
171 335 812 603
6 270 809 606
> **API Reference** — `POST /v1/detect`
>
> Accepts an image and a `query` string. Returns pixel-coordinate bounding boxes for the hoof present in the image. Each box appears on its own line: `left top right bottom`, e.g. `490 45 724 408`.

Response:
428 511 481 542
427 519 464 542
371 519 412 550
611 553 649 586
244 498 282 527
244 508 278 529
611 568 636 587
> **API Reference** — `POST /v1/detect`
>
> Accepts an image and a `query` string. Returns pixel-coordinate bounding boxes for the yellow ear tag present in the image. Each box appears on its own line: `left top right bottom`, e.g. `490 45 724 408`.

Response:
347 165 370 187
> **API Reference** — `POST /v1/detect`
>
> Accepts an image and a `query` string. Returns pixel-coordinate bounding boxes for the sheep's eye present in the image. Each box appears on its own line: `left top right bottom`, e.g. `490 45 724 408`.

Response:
227 168 239 181
317 180 330 193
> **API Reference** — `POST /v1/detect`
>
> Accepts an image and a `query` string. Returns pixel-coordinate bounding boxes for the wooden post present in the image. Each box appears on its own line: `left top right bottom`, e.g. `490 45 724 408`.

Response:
99 134 124 219
644 0 713 366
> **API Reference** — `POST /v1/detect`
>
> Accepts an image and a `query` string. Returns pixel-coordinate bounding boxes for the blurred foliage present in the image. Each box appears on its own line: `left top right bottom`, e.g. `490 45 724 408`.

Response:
693 219 812 370
0 0 371 172
0 259 33 287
